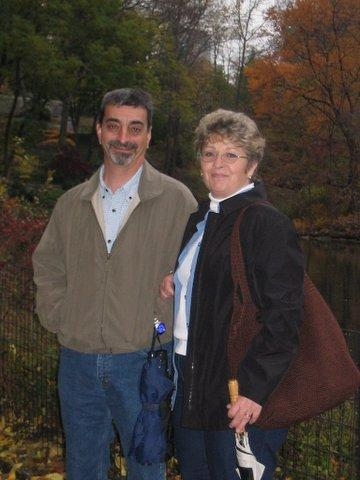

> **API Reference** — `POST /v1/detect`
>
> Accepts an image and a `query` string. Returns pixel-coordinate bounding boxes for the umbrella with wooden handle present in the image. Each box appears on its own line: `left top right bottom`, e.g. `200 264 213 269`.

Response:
228 379 265 480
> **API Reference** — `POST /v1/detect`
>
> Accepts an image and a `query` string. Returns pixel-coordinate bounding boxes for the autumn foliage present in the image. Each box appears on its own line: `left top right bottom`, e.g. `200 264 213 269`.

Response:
246 0 360 217
0 195 48 268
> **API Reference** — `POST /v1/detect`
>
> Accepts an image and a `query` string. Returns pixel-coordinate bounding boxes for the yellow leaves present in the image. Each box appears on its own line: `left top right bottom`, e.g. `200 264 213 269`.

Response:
113 455 127 477
46 446 61 461
31 474 64 480
44 475 64 480
6 463 23 480
11 137 40 184
0 427 64 479
0 178 8 199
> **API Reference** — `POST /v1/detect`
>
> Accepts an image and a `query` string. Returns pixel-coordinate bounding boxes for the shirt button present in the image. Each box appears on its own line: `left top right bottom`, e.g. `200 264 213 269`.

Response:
112 208 116 212
107 239 111 244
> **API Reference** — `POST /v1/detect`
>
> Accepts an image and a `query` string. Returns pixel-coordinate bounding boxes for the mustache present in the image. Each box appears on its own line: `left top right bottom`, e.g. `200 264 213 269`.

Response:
108 141 137 150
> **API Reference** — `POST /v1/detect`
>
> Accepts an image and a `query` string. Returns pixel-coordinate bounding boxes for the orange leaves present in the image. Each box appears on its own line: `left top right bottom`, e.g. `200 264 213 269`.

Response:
247 59 301 118
245 0 360 214
273 0 360 103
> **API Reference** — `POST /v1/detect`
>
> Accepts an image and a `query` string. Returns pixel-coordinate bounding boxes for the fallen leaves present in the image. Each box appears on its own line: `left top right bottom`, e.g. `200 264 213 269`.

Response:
0 427 64 480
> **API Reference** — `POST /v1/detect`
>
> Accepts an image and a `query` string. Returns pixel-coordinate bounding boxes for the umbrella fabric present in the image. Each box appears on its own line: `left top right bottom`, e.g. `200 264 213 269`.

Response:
129 349 173 465
228 379 265 480
235 431 265 480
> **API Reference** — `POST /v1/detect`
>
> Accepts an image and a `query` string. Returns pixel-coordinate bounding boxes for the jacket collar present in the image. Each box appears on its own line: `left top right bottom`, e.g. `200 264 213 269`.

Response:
218 181 267 214
80 160 164 202
191 181 267 221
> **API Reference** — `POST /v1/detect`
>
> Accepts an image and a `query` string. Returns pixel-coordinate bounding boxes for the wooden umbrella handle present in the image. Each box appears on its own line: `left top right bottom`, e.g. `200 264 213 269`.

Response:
228 378 239 406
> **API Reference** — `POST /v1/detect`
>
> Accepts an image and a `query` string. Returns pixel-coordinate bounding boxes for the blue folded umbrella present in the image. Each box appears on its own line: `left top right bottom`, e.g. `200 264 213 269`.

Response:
129 348 173 465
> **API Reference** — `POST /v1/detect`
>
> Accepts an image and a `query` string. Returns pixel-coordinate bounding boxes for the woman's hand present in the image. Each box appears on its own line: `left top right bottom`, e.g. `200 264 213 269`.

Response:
227 395 262 433
159 274 174 299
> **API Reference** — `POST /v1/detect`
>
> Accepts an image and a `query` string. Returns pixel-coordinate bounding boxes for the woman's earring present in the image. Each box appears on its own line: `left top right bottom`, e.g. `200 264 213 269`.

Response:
200 172 204 177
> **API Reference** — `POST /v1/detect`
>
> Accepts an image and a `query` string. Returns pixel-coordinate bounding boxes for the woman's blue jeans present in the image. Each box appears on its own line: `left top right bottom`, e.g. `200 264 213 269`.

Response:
58 346 168 480
173 354 287 480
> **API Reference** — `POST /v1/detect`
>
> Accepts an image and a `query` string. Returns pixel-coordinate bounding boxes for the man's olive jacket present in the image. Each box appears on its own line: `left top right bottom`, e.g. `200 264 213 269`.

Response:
32 161 197 353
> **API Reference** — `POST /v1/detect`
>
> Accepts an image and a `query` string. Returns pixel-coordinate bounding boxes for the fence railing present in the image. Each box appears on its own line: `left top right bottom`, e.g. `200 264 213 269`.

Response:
1 262 359 479
0 263 61 446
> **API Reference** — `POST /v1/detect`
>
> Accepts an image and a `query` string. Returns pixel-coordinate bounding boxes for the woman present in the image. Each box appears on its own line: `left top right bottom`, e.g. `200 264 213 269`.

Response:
161 109 304 480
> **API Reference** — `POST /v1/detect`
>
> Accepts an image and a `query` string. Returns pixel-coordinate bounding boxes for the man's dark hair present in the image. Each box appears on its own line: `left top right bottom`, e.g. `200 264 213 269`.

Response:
97 88 153 128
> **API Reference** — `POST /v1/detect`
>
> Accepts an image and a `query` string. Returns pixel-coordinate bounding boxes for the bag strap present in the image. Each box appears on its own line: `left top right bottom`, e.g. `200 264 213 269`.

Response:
231 208 252 306
230 200 271 312
150 327 163 351
228 200 271 377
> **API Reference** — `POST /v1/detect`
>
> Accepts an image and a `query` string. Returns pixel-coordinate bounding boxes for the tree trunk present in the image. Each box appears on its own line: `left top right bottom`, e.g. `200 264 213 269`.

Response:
17 94 48 138
85 114 99 164
164 110 180 176
58 97 70 150
339 112 360 213
3 61 21 178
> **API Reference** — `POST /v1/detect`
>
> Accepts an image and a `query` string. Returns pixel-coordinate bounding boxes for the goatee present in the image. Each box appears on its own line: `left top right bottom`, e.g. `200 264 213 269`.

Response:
106 141 137 166
109 151 135 166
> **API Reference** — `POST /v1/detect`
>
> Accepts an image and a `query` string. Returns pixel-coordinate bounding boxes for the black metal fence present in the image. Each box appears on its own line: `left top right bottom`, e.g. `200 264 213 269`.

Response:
0 263 61 447
0 262 359 479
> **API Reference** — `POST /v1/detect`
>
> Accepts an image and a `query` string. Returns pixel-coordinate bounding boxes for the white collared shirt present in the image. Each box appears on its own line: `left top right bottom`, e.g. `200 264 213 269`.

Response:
99 165 143 253
209 182 254 213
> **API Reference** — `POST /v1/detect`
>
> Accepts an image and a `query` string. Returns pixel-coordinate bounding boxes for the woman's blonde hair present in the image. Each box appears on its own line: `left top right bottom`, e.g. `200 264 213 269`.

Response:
195 109 265 168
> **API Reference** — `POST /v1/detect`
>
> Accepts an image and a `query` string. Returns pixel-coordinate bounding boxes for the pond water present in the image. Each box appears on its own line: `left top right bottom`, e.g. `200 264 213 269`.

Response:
301 239 360 332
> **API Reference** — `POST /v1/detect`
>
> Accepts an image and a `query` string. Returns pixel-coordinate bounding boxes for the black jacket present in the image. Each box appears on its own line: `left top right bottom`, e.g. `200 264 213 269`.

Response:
179 182 304 430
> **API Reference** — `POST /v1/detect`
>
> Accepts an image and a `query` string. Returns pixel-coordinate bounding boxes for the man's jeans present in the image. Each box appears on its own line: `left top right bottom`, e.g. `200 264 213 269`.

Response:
58 346 168 480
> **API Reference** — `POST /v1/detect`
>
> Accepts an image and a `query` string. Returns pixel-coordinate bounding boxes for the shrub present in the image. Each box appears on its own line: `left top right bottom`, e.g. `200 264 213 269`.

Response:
48 144 93 190
0 195 48 268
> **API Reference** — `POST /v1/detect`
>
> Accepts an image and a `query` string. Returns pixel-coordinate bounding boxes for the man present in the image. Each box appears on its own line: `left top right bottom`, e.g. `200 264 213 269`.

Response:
32 88 197 480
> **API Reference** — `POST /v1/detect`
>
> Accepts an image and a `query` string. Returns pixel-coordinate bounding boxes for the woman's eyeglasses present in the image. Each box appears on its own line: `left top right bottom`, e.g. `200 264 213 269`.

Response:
200 151 247 163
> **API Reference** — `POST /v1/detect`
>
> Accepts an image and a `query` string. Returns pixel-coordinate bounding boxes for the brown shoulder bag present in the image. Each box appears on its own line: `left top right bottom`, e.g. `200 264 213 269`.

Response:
227 202 360 429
